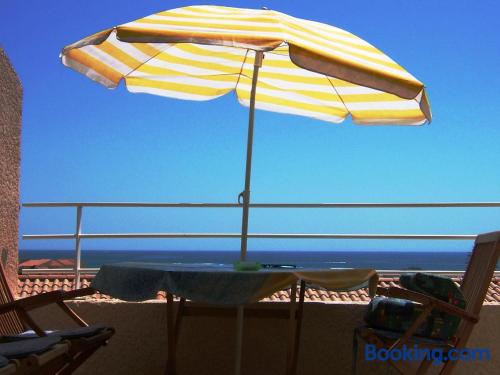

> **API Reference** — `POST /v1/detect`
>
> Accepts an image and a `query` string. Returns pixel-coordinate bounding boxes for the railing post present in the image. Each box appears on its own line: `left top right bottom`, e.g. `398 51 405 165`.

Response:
74 205 83 290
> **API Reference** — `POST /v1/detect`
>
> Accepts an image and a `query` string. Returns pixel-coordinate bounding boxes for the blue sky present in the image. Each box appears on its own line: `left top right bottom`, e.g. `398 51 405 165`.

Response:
2 0 500 252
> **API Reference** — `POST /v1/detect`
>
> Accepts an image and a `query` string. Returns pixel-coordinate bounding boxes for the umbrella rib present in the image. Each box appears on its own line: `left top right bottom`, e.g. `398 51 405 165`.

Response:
122 43 176 80
326 76 350 119
234 49 250 94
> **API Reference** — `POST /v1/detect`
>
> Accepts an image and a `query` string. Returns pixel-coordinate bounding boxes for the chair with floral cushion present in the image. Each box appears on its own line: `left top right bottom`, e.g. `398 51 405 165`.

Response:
353 231 500 374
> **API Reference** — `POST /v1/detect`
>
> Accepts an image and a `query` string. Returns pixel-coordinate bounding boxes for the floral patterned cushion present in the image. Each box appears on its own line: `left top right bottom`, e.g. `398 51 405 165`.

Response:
399 273 465 307
364 273 466 341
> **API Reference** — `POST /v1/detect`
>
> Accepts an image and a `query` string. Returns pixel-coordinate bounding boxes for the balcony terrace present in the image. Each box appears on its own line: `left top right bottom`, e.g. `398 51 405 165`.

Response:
18 273 500 375
16 201 500 374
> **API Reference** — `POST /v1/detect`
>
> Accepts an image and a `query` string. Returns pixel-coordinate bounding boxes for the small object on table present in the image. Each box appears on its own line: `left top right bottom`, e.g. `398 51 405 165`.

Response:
233 260 261 271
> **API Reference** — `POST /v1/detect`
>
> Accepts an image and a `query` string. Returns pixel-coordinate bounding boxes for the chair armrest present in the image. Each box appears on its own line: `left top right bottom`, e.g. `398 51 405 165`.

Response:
377 286 478 323
0 287 96 314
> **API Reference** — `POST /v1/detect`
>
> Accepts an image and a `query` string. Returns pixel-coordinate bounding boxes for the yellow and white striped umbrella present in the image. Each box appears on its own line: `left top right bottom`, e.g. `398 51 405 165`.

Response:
61 5 432 262
61 5 431 125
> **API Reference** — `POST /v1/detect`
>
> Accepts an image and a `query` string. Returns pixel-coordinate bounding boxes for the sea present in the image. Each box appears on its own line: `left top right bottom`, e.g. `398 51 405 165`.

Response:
19 250 499 271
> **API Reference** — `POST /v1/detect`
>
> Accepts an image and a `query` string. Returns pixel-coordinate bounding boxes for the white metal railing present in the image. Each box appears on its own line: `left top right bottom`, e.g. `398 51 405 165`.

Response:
21 201 500 288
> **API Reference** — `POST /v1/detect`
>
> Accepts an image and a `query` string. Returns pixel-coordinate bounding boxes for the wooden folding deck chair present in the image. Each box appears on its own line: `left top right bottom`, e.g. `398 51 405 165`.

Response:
354 231 500 374
0 263 114 374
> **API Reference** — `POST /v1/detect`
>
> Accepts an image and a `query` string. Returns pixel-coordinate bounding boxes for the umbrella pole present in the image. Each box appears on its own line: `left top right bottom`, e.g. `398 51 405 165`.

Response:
239 51 263 261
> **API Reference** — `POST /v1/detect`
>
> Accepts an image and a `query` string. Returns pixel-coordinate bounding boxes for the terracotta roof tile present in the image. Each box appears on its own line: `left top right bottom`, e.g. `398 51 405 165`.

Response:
15 274 500 304
19 259 51 267
57 259 75 267
19 259 75 269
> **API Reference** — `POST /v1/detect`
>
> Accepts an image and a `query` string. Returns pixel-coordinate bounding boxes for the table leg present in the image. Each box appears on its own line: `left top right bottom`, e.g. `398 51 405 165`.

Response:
286 282 298 374
165 292 176 375
234 305 245 375
288 280 305 375
175 298 186 347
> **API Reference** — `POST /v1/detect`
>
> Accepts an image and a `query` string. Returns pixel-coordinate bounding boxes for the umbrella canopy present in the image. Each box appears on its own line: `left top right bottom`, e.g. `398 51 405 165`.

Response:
61 5 432 259
62 5 431 125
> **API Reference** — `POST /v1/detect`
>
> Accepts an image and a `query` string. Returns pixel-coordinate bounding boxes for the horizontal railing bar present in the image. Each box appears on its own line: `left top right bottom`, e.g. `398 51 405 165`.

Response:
22 202 239 208
23 233 477 240
250 202 500 208
18 268 500 275
21 202 500 208
23 234 76 240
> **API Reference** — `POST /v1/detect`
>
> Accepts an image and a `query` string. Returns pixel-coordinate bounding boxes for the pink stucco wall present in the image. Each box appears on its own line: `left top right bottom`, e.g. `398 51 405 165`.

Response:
0 48 22 289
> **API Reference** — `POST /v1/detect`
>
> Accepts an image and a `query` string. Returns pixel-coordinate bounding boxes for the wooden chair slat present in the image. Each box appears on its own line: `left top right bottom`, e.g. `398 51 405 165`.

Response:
0 263 25 335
